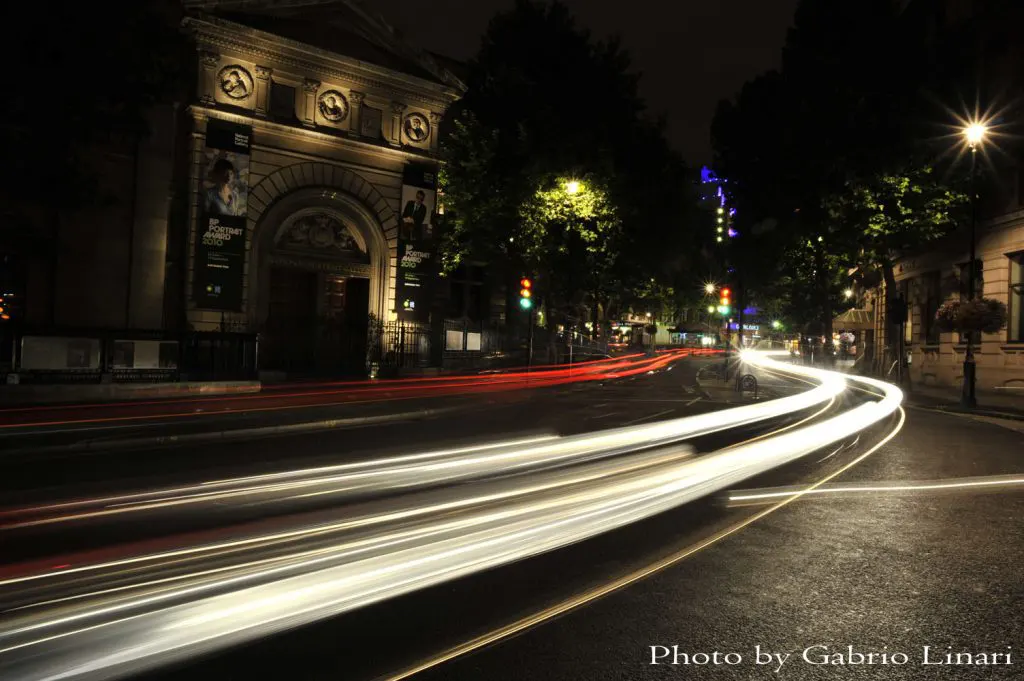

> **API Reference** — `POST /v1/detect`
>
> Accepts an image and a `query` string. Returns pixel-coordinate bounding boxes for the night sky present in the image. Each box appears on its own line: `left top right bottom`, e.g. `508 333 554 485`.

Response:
374 0 799 165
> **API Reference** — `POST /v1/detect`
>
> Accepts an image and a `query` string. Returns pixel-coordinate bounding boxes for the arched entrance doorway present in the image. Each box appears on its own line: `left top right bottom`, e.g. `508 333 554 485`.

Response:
250 188 390 376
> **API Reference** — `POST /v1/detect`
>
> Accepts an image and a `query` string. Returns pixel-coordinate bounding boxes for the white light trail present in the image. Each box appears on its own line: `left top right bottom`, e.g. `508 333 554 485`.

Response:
0 350 903 681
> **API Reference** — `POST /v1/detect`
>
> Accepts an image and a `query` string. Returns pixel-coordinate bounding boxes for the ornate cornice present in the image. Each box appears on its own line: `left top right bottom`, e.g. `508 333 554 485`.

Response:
185 15 462 110
188 104 440 164
199 49 220 67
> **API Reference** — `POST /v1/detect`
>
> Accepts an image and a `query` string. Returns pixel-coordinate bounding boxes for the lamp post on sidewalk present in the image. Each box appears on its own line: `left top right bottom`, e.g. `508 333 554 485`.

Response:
961 121 987 409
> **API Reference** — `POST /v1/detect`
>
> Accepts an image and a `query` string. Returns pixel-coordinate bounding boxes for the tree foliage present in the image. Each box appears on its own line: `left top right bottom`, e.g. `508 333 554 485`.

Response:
710 0 973 337
440 0 696 325
826 165 968 283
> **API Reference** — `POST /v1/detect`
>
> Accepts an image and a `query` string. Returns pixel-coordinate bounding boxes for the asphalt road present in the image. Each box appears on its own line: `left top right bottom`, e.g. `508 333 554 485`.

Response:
123 391 1024 681
10 355 1014 681
3 355 733 499
6 355 831 567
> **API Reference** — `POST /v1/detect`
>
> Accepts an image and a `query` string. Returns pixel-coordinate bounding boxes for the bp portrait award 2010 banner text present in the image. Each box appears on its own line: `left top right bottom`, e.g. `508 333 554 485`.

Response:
193 118 252 312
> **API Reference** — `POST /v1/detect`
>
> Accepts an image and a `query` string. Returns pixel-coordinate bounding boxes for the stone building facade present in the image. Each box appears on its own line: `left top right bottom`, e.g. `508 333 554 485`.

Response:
1 3 465 380
178 10 464 372
873 211 1024 392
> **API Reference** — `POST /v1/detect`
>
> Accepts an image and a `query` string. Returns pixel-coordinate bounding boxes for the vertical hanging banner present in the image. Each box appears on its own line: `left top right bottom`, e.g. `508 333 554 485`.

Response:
395 164 437 321
193 118 251 311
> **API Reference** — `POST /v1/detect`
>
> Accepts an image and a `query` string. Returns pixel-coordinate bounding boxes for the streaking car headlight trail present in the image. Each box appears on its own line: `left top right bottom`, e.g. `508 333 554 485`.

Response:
0 350 903 681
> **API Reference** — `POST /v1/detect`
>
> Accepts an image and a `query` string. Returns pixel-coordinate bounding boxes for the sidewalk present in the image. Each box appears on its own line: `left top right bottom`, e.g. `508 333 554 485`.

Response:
903 382 1024 421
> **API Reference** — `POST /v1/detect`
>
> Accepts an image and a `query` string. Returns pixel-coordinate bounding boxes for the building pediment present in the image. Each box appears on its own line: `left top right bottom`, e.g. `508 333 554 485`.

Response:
184 1 465 106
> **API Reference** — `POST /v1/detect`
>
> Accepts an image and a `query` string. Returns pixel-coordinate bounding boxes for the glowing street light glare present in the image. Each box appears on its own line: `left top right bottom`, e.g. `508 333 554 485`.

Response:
964 122 988 148
844 288 854 299
771 320 782 330
704 283 716 294
565 180 581 195
707 305 715 313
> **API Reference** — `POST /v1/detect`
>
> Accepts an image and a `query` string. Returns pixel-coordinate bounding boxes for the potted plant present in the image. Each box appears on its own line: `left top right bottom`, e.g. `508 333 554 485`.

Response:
934 298 1007 335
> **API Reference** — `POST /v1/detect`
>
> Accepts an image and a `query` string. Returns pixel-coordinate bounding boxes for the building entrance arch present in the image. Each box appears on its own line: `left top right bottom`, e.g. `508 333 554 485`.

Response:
251 187 389 375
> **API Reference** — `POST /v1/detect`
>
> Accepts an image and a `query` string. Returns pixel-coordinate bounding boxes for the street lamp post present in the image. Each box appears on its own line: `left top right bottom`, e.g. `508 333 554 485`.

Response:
961 122 986 408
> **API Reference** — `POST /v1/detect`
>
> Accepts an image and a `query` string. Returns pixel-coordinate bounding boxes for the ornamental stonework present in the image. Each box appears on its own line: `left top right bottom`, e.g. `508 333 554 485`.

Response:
403 112 430 143
218 65 253 99
318 90 349 122
279 213 363 255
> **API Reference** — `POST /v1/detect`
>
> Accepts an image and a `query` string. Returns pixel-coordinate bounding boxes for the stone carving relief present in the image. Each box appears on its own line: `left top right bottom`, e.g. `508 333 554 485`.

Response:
317 90 349 122
403 112 430 143
218 65 254 100
278 213 365 257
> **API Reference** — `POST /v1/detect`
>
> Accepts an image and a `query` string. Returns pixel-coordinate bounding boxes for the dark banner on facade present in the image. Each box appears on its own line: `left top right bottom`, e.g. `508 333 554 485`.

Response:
193 118 251 311
395 164 438 321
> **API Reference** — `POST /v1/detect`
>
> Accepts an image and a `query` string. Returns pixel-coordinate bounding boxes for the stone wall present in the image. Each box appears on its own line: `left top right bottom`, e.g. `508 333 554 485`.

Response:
891 210 1024 391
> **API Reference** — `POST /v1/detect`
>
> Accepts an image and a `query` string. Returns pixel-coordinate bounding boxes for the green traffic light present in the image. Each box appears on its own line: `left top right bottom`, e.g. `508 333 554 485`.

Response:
520 298 533 310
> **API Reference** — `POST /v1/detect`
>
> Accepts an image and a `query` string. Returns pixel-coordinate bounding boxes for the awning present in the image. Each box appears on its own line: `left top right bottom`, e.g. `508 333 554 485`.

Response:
833 308 874 331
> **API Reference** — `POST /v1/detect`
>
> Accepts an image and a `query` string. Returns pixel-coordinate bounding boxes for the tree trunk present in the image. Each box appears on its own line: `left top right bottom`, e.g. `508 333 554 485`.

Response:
881 260 910 388
814 241 834 366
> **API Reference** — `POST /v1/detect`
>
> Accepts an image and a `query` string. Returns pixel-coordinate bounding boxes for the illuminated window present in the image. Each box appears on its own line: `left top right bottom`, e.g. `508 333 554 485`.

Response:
1010 253 1024 342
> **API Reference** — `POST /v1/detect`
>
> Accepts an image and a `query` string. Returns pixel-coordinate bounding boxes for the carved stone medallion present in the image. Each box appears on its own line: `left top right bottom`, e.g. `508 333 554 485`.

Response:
280 213 363 255
403 112 430 143
318 90 349 122
218 65 254 100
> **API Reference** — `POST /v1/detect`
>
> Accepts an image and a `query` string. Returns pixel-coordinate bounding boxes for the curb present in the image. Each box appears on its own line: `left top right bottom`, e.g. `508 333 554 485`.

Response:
907 401 1024 423
1 405 463 459
0 381 262 407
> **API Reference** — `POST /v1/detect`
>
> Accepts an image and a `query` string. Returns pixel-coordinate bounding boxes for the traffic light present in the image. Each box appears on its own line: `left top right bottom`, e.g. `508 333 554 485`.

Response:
718 287 731 315
519 277 533 310
0 294 14 322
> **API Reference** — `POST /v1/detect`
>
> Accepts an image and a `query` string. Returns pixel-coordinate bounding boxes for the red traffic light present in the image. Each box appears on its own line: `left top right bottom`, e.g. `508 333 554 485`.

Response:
520 278 532 289
720 288 731 298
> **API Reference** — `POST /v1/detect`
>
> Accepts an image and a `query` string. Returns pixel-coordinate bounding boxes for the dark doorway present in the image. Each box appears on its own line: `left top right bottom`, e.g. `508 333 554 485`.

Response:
262 268 371 376
264 268 317 372
321 275 369 375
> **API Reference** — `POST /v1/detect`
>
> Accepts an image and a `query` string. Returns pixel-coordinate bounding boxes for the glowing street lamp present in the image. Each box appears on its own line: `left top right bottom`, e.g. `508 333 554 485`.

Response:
844 288 854 299
565 180 581 195
960 120 989 408
964 122 988 148
704 282 716 295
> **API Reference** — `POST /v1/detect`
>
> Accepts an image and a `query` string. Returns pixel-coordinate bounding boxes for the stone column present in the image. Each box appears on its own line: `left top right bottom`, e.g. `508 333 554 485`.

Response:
349 90 365 135
390 102 406 145
198 51 219 105
301 78 321 128
254 66 272 117
428 112 443 153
